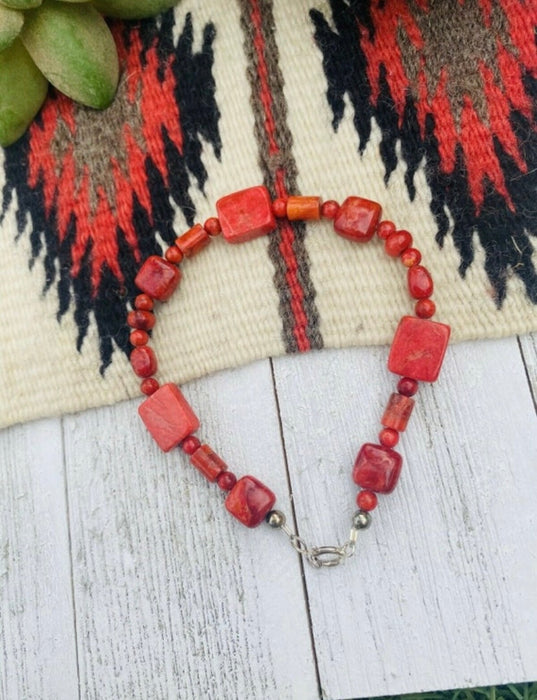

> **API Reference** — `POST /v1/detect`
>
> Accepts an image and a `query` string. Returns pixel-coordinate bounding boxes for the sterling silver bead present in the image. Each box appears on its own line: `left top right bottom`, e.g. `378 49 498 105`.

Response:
266 510 286 529
352 510 372 530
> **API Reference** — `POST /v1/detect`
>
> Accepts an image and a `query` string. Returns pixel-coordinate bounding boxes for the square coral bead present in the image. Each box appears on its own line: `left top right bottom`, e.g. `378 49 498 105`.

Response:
135 255 181 301
216 186 276 243
333 196 381 242
225 475 276 528
138 383 199 452
388 316 451 382
353 443 402 494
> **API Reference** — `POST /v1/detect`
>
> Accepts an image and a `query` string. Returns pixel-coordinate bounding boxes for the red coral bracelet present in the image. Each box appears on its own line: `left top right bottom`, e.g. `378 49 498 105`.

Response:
128 186 450 569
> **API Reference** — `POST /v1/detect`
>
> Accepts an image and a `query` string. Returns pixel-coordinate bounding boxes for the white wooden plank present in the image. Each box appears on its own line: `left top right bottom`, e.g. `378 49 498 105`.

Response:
518 332 537 405
0 418 79 700
63 360 318 700
273 338 537 700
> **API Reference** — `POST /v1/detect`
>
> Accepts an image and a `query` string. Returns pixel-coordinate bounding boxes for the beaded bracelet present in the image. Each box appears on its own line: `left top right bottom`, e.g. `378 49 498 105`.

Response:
127 186 450 569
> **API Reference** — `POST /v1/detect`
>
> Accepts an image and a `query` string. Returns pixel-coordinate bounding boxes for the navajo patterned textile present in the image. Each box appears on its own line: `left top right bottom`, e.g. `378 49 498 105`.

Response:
1 0 536 426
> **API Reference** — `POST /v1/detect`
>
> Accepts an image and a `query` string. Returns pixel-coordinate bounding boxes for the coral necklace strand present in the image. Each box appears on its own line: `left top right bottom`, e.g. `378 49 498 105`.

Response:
127 186 451 569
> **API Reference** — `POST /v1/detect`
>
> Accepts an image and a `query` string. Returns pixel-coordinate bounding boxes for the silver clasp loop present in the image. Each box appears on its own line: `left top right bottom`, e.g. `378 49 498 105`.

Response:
308 545 346 568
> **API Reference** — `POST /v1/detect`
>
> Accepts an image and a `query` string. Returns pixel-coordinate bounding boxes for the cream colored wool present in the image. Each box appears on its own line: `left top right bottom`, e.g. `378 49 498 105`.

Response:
1 0 536 429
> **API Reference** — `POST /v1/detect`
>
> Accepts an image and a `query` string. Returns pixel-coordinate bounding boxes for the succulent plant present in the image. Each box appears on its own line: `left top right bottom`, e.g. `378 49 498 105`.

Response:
0 0 179 147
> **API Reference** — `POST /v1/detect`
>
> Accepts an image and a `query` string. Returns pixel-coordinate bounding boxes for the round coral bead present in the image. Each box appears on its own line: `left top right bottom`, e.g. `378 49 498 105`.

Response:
165 245 184 264
127 309 156 331
217 471 237 491
140 378 160 396
385 230 412 256
321 200 340 219
181 435 201 455
397 377 419 397
130 345 157 378
356 490 378 511
272 197 287 218
204 217 222 236
415 298 436 318
130 329 149 347
408 265 433 299
401 247 422 267
379 427 399 448
377 220 396 240
134 294 154 311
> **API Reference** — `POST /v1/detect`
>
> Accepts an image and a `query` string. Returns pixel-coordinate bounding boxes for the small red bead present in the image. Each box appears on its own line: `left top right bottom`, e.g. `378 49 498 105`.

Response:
397 377 419 397
377 220 396 240
217 471 237 491
272 197 288 218
415 298 436 318
164 245 184 264
134 294 154 311
204 217 222 236
321 200 340 219
379 427 399 448
130 345 157 378
401 247 422 267
356 490 378 511
385 230 412 257
127 309 155 331
408 265 433 299
140 378 160 396
181 435 201 455
130 329 149 347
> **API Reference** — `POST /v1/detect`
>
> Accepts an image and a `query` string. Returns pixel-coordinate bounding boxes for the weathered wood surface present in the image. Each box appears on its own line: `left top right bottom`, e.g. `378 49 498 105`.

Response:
1 336 537 700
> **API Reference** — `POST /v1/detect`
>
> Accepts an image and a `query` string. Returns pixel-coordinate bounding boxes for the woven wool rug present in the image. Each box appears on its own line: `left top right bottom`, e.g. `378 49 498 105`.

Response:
1 0 537 428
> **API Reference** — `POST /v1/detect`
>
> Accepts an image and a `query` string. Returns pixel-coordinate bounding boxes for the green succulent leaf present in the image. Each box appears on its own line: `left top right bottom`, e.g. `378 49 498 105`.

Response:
21 0 119 110
0 0 41 9
91 0 177 19
0 39 48 147
0 5 24 52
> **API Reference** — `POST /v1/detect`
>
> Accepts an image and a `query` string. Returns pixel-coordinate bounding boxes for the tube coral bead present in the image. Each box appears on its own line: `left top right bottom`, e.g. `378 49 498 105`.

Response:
130 329 149 347
415 298 436 318
181 435 201 455
385 230 412 256
381 393 415 432
130 345 157 378
356 490 378 511
397 377 419 397
272 197 287 218
401 248 422 267
408 265 433 299
127 310 156 331
377 220 396 240
321 200 340 219
286 196 321 221
204 217 222 236
134 294 154 311
175 224 210 257
140 378 159 396
379 427 399 447
190 444 228 482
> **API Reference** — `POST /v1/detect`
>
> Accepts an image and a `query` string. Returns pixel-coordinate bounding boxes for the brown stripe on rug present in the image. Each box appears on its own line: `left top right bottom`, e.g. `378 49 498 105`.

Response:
238 0 323 353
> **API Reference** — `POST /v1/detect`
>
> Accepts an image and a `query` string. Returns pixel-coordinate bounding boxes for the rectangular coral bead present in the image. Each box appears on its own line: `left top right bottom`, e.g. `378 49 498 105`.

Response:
286 196 321 220
138 383 199 452
333 196 381 242
135 255 181 301
216 186 275 243
190 444 228 482
225 475 276 528
388 316 451 382
175 223 210 257
353 443 402 494
381 393 414 432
